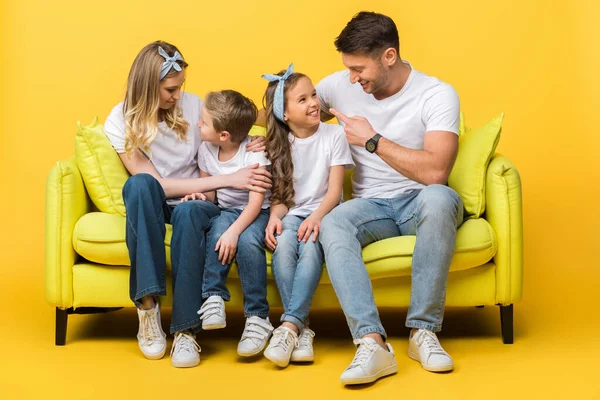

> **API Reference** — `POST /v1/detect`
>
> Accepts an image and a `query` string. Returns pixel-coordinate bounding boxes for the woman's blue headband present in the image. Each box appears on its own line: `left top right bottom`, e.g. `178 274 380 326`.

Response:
158 46 184 80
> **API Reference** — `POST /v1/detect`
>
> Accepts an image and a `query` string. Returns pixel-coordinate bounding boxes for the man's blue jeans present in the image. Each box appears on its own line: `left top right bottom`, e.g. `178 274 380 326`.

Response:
202 208 270 318
271 214 324 332
123 173 221 334
319 184 464 339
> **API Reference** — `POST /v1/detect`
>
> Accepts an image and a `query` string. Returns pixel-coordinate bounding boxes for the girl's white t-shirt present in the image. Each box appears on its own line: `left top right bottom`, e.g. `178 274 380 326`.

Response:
288 122 354 217
104 92 203 179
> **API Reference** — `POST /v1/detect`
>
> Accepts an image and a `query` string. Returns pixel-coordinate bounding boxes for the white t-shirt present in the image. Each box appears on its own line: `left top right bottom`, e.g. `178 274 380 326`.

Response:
288 122 354 217
104 92 203 179
316 62 460 199
198 136 271 210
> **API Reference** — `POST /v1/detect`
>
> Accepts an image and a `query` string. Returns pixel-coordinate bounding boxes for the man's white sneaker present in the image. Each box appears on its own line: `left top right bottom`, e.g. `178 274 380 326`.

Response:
198 295 226 330
340 337 398 385
171 331 201 368
291 327 315 362
237 316 274 357
408 329 454 372
136 302 167 360
264 326 299 367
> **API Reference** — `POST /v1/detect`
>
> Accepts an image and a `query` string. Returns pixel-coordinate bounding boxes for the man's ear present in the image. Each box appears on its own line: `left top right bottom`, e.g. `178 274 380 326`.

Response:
381 47 398 67
219 131 231 142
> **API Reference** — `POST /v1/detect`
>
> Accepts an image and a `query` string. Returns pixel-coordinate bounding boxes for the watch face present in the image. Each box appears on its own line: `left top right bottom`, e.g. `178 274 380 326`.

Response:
366 141 376 152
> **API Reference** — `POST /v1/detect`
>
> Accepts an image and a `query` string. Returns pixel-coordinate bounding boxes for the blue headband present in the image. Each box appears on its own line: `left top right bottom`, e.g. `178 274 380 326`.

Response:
261 63 294 122
158 46 183 80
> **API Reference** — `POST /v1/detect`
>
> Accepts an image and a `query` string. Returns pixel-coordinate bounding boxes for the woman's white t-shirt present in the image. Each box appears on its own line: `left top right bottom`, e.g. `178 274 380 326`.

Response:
288 122 354 217
104 92 203 179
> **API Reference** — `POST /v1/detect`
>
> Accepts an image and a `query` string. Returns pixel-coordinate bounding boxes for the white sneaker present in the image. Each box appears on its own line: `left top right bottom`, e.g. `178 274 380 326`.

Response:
136 302 167 360
198 295 226 330
264 326 299 367
170 331 201 368
237 316 274 357
408 329 454 372
291 327 315 362
340 338 398 385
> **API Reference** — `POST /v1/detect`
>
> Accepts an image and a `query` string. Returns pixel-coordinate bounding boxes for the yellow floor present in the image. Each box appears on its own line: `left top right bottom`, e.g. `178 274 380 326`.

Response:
2 270 599 400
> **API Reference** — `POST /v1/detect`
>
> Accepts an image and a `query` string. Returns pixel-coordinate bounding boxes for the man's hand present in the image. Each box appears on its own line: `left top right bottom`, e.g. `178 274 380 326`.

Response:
247 135 266 153
265 216 283 251
182 192 207 202
330 108 377 147
231 164 272 193
215 229 239 265
297 215 321 243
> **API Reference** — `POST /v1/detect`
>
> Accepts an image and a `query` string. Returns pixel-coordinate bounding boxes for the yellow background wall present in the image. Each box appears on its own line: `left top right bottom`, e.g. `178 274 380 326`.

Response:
1 0 599 397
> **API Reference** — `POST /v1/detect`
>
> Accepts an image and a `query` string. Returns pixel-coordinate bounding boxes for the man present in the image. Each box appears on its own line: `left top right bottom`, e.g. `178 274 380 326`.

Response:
317 11 464 385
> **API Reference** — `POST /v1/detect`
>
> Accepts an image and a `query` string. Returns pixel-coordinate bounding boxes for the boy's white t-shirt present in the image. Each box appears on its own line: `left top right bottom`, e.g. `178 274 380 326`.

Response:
104 92 203 179
198 136 271 210
316 62 460 199
288 122 354 217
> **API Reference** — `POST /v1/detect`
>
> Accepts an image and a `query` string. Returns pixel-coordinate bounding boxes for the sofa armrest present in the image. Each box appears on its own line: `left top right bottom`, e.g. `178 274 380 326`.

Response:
485 154 524 305
45 157 92 308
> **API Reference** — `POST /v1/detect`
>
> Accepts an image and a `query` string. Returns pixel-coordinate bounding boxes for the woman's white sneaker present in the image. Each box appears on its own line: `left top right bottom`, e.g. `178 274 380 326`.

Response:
340 338 398 385
237 316 273 356
198 295 226 330
291 328 315 362
136 302 167 360
408 329 454 372
264 326 299 367
171 331 201 368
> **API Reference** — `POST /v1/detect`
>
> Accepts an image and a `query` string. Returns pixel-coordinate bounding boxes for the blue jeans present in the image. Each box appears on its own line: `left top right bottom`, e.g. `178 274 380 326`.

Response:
319 184 464 339
122 173 221 334
202 208 270 318
271 215 324 332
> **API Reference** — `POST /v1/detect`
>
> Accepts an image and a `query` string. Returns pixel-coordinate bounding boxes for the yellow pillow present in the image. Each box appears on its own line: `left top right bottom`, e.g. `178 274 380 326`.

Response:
75 117 130 216
448 112 504 218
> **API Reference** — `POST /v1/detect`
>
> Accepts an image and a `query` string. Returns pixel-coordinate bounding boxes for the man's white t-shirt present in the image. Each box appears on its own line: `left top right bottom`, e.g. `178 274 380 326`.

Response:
316 62 460 199
198 136 271 210
104 92 203 179
288 122 354 217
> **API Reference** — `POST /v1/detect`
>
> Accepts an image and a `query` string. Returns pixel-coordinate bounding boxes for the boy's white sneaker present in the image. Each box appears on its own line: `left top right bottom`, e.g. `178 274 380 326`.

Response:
237 316 274 357
340 337 398 385
264 326 299 367
136 302 167 360
171 331 201 368
198 295 226 330
291 327 315 362
408 329 454 372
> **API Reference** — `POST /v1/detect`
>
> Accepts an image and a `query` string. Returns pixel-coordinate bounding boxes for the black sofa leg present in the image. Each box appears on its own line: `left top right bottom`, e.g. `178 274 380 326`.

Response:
499 304 514 344
56 308 69 346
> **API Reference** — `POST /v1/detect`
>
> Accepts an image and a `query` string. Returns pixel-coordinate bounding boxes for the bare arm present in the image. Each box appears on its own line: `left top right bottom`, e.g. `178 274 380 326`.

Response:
265 203 288 251
199 170 216 203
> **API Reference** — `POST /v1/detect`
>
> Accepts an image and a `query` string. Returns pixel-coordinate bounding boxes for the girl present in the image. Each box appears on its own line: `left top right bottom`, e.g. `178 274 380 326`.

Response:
104 41 270 368
261 64 354 367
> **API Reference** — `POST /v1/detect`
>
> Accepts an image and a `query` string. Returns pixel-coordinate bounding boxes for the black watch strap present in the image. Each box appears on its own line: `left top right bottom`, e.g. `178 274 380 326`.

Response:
366 133 382 153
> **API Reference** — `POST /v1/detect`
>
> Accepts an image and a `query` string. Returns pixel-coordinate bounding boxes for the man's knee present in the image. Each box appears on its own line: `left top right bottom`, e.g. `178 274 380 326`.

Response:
418 184 463 221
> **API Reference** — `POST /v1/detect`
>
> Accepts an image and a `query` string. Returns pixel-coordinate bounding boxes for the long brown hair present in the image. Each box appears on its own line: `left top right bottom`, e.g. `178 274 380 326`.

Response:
263 71 307 209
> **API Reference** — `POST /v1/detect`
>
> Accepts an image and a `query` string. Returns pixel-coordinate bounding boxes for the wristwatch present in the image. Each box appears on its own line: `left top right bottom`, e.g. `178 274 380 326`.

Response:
365 133 382 153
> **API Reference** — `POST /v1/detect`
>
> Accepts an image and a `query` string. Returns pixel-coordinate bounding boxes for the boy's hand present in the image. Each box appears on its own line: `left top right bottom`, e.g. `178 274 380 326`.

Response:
247 136 266 153
215 229 239 265
298 215 321 243
265 216 283 251
231 164 272 192
182 192 207 202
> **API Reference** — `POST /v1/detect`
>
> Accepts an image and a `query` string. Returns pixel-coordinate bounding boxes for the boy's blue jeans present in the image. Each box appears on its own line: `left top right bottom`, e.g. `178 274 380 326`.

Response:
202 208 270 318
122 173 221 334
319 184 464 339
271 214 324 332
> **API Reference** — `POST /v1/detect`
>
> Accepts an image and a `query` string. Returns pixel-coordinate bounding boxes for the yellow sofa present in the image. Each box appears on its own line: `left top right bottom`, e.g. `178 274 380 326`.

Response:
45 121 523 346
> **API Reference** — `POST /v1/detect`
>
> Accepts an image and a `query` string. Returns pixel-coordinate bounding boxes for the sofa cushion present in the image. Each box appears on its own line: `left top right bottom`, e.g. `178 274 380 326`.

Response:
448 112 504 218
73 212 497 280
74 117 130 216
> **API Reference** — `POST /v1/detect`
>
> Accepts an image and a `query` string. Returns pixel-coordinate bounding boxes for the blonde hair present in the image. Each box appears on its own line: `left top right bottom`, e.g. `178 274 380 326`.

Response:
204 90 258 143
123 41 189 156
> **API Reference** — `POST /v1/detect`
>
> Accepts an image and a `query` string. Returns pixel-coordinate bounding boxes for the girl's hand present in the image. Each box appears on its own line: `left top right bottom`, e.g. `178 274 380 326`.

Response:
246 135 267 153
297 215 321 243
215 229 239 265
183 192 207 201
231 164 272 192
265 216 283 251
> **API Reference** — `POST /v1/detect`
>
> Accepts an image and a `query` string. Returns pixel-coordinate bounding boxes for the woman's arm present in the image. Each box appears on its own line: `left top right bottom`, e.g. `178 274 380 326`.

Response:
199 170 216 203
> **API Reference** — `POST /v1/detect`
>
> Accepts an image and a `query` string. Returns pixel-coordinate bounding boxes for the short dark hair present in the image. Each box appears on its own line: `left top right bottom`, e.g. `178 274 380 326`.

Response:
334 11 400 56
204 90 258 143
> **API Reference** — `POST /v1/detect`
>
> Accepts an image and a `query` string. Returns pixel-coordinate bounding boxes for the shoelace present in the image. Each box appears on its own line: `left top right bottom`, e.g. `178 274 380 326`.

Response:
415 330 446 355
140 310 162 345
240 317 274 344
198 297 224 321
347 339 379 369
170 332 201 356
270 327 298 352
298 329 315 348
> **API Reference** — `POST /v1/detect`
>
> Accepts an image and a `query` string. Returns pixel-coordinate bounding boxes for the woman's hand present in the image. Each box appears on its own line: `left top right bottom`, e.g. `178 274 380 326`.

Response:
182 192 207 201
297 215 321 243
265 216 283 251
247 135 266 153
215 229 239 265
231 164 272 192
